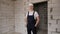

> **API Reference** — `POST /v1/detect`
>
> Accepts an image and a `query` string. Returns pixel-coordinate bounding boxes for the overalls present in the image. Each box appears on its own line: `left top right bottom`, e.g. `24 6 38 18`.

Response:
27 11 36 34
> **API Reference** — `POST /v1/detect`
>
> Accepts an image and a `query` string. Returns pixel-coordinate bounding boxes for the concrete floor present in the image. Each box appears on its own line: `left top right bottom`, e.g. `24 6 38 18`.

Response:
13 29 47 34
14 31 47 34
37 29 47 34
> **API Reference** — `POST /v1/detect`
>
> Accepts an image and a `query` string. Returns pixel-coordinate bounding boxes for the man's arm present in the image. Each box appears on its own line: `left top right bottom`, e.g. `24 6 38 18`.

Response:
35 16 40 27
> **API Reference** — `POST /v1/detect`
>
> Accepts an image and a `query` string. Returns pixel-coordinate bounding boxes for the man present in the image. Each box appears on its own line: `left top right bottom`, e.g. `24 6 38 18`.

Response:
25 3 40 34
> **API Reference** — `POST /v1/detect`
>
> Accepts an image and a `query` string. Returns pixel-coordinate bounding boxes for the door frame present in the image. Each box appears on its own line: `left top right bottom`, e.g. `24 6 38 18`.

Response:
33 1 48 32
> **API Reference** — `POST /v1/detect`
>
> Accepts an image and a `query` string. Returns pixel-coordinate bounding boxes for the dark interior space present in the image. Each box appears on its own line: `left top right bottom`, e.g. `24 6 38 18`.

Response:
33 1 48 34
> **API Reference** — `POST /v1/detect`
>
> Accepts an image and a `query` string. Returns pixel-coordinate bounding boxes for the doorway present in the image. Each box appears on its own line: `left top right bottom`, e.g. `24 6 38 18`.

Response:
33 1 48 34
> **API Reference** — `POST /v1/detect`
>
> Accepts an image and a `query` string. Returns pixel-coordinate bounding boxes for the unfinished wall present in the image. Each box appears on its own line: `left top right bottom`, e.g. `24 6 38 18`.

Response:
0 0 15 34
48 0 60 34
29 0 47 3
15 0 27 34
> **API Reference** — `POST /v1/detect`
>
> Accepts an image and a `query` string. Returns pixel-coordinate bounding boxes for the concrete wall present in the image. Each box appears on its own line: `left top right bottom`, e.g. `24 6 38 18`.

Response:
15 0 27 34
29 0 47 3
48 0 60 34
0 0 15 34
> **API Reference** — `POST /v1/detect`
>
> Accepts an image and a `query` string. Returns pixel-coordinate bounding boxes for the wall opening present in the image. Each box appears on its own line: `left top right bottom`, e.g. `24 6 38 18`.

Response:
33 1 48 34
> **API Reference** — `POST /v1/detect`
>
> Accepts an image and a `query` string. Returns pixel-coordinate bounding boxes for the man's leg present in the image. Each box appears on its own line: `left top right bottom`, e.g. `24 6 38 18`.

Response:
27 27 31 34
32 27 37 34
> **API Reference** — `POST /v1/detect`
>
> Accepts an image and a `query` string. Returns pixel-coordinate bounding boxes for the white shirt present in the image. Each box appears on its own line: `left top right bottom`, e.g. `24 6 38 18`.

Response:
26 11 39 19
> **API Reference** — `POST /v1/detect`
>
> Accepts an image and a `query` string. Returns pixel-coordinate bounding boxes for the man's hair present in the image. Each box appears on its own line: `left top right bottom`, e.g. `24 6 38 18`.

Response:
28 3 33 6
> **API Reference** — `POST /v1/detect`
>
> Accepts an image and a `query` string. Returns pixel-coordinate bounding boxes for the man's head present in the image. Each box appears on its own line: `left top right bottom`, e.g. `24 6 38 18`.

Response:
28 3 34 11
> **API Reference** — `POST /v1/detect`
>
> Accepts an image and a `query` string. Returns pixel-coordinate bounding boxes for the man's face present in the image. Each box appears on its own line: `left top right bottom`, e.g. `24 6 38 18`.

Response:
29 6 33 10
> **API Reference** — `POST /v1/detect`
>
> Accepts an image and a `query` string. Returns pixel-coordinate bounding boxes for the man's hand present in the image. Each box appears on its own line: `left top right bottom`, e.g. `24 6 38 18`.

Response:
35 16 40 27
35 24 37 27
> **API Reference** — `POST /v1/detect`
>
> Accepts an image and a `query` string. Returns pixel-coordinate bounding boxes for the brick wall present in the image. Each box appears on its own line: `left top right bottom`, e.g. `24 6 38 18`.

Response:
15 0 27 34
48 0 60 34
0 0 15 34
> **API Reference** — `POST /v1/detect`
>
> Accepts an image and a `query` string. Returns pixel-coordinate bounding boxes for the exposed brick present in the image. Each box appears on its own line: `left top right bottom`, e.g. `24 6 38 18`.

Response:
52 0 60 4
0 0 15 34
48 20 56 24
